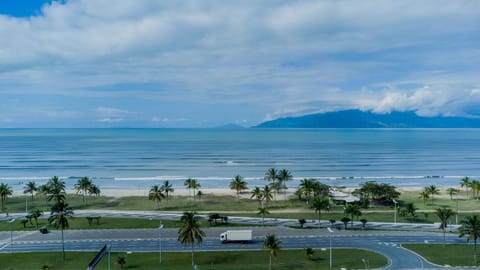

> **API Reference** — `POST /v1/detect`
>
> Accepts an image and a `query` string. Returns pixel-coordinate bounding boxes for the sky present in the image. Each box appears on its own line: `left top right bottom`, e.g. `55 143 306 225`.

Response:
0 0 479 128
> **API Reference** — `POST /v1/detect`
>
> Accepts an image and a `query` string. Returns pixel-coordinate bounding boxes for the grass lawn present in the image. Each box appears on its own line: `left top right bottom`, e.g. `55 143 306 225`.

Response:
0 249 387 270
403 244 478 267
0 216 254 231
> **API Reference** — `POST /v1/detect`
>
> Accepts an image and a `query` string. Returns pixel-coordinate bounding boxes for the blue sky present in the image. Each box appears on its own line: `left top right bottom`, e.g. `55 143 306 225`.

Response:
0 0 479 127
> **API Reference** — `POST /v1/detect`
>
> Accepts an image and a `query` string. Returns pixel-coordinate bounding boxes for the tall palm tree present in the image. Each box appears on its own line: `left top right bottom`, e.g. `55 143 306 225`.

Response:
262 185 273 206
418 191 429 206
0 183 13 211
299 178 316 204
472 180 480 200
149 185 165 208
49 201 74 260
459 215 480 265
229 174 248 199
161 180 174 203
425 185 440 205
461 176 471 198
74 177 92 204
265 168 278 200
88 184 101 198
264 234 281 270
24 181 38 201
310 196 330 224
436 207 455 243
38 184 51 208
178 211 205 269
191 179 201 201
345 204 362 227
257 207 270 225
250 187 263 204
405 202 417 222
277 169 293 200
47 176 66 203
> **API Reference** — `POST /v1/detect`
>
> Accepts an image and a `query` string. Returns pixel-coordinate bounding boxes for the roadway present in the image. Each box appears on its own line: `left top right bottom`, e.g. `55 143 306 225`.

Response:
0 226 470 269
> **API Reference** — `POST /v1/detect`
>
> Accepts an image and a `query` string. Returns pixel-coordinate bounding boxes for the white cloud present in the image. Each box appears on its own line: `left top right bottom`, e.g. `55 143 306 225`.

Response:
98 118 123 123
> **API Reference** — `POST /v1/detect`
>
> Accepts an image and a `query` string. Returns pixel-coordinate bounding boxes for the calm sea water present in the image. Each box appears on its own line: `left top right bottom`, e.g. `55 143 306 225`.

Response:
0 128 479 191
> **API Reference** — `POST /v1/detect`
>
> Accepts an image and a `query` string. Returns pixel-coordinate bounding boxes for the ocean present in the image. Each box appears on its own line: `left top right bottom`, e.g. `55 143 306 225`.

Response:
0 128 479 191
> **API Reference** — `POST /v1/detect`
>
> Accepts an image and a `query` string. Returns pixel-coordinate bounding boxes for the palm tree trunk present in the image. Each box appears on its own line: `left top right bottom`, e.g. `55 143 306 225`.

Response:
61 228 65 261
191 243 195 269
269 254 272 270
474 239 478 266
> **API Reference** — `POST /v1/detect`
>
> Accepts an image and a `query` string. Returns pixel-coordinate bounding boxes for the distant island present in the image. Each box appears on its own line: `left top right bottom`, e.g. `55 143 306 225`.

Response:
255 110 480 128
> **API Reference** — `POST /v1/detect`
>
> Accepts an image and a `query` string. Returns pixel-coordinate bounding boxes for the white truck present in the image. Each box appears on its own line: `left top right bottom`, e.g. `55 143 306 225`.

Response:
220 230 253 243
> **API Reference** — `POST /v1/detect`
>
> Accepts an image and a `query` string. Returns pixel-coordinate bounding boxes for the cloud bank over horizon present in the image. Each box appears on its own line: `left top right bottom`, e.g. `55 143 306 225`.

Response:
0 0 479 127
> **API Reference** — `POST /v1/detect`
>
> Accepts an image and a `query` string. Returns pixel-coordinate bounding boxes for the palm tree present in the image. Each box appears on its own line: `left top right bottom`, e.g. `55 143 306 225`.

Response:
0 183 13 211
49 201 74 260
436 207 455 243
310 196 330 224
184 178 194 198
405 202 417 222
446 188 459 200
418 191 430 206
360 218 368 229
265 168 278 200
191 179 201 201
425 185 440 205
461 176 471 198
229 174 248 199
472 180 480 200
74 177 92 204
88 184 101 198
117 256 126 269
304 247 314 260
340 217 350 229
250 187 263 204
38 184 51 208
24 181 38 201
47 176 66 203
257 207 270 225
299 178 316 204
264 234 281 270
262 185 273 206
149 185 166 208
161 180 174 203
178 211 205 269
277 169 293 200
459 215 480 265
30 208 43 229
345 204 362 227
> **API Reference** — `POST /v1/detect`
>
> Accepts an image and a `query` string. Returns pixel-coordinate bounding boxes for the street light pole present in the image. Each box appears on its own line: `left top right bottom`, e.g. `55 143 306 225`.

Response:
392 199 398 224
8 218 15 253
327 227 334 270
159 222 164 264
455 198 459 224
25 193 28 216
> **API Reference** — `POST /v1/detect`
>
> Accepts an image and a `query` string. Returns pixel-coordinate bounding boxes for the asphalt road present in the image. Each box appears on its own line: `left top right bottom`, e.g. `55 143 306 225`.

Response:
0 227 469 269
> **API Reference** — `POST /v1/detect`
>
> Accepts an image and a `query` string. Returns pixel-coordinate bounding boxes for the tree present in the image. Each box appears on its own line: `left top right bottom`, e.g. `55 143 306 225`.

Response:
340 217 350 229
47 176 66 203
88 184 101 198
472 180 480 200
304 247 314 260
191 179 201 201
229 174 248 199
24 181 38 201
360 218 367 229
461 176 471 198
49 201 74 260
418 191 430 206
149 185 165 208
345 204 362 227
184 178 194 199
298 178 316 203
310 196 330 224
30 208 43 229
264 234 281 270
405 203 417 222
436 207 455 243
117 256 126 269
250 187 263 204
277 169 293 200
265 168 279 200
298 218 306 228
459 215 480 265
161 180 174 203
178 211 205 269
262 185 273 206
446 188 459 200
425 185 440 204
258 207 270 225
0 183 13 211
74 177 92 204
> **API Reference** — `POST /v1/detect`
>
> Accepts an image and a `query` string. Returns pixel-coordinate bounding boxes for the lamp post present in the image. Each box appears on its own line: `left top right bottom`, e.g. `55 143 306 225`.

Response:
327 227 334 270
455 198 459 224
8 218 15 253
392 199 398 224
25 193 28 215
159 222 164 264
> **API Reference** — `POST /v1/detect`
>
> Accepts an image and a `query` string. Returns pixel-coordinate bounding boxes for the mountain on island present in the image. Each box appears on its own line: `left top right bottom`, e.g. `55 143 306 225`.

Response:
255 110 480 128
